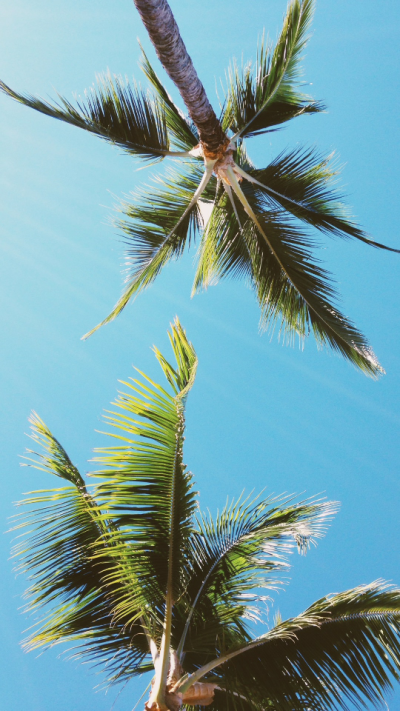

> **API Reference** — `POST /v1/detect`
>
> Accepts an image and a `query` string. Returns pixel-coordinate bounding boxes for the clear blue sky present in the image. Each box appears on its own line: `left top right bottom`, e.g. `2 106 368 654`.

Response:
1 1 400 709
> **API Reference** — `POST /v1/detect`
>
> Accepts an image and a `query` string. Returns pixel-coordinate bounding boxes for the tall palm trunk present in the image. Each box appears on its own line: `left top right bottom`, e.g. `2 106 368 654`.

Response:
133 0 227 155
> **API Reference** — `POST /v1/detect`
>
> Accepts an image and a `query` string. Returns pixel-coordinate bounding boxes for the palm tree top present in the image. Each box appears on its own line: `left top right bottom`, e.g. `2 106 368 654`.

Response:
13 319 400 710
1 0 398 377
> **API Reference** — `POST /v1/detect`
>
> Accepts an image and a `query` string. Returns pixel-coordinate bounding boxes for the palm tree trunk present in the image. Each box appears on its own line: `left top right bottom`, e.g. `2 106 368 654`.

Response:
133 0 227 155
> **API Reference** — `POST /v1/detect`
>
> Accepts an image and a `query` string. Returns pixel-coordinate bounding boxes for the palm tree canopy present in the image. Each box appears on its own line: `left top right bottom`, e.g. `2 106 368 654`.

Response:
13 319 400 710
1 0 399 376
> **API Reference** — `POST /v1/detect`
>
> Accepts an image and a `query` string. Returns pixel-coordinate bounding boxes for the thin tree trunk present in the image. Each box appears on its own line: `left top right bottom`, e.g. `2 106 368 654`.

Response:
133 0 227 155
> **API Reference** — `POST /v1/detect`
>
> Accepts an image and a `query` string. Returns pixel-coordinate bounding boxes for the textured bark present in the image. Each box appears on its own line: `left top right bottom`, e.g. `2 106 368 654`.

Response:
133 0 226 154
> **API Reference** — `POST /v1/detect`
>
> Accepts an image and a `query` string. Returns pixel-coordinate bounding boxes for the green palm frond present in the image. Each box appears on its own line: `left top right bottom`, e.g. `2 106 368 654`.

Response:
192 144 255 292
176 495 338 660
92 318 198 615
13 321 199 683
241 185 382 376
83 166 215 339
0 73 171 160
224 0 321 139
181 582 400 711
13 414 151 684
194 161 382 377
22 411 86 487
91 318 198 704
243 148 400 251
139 46 199 151
193 180 252 292
153 317 198 399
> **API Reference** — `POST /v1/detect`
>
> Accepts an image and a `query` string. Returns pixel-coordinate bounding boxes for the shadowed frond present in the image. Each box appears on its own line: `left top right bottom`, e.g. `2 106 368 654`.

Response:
180 582 400 711
193 179 252 292
240 184 383 377
0 73 172 160
225 0 320 139
140 46 199 151
206 684 276 711
241 148 400 251
82 166 215 338
13 415 152 684
175 494 338 661
194 158 382 377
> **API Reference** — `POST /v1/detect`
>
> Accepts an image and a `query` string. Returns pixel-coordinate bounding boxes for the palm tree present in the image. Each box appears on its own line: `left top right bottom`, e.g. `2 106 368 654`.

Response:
1 1 398 377
14 319 400 710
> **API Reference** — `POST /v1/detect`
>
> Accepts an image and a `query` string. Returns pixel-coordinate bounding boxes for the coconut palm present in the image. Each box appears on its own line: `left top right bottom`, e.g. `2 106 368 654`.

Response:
1 0 398 376
2 1 399 376
14 319 400 710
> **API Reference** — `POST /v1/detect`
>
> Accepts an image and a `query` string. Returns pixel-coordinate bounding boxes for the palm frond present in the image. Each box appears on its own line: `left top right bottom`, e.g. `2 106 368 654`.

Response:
22 411 86 487
13 322 199 682
83 166 215 339
201 155 383 377
0 73 172 160
192 145 255 292
195 158 383 377
182 582 400 711
192 180 251 292
241 185 383 377
153 317 198 399
13 414 151 684
239 148 400 251
225 0 320 139
92 318 198 618
139 46 199 151
176 495 338 660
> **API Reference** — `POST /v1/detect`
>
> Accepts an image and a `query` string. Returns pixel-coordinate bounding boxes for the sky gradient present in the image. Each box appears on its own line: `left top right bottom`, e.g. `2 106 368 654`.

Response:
1 1 400 709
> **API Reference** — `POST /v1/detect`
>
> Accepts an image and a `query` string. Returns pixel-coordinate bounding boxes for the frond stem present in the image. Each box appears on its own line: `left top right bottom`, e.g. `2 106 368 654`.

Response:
140 616 158 663
234 164 321 213
174 633 278 693
150 404 186 708
223 181 243 230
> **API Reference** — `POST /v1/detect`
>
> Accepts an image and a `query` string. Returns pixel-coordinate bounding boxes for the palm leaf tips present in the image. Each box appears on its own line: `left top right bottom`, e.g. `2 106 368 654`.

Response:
21 411 85 488
153 317 198 398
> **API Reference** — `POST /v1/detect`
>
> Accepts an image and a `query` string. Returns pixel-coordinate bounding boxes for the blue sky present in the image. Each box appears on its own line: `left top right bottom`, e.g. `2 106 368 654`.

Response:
1 1 400 709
